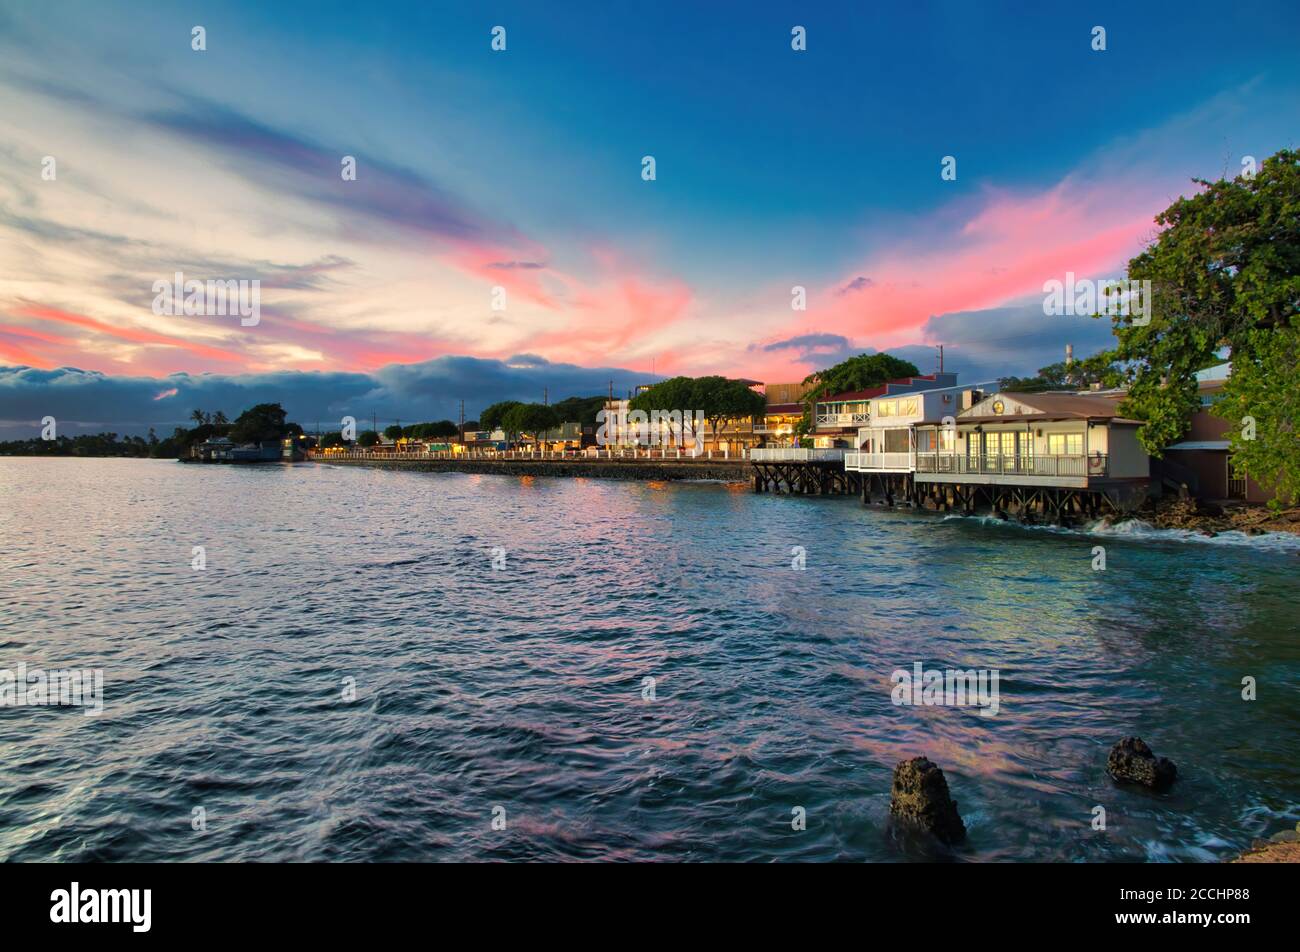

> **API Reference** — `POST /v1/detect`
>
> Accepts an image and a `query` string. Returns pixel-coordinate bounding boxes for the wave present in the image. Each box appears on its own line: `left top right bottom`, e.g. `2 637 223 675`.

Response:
939 513 1300 550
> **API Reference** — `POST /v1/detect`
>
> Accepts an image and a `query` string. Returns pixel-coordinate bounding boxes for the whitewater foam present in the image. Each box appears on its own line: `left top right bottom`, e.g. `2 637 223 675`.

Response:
939 513 1300 550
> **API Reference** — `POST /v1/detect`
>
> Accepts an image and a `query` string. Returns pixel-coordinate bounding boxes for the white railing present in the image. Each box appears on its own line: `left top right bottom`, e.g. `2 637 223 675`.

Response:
815 412 870 428
311 446 751 462
751 448 845 462
915 453 1107 477
844 451 913 472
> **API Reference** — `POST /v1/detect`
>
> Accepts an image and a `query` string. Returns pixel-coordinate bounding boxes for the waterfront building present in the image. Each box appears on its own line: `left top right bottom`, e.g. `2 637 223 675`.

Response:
1161 361 1274 502
757 381 813 447
913 391 1150 490
190 437 282 463
844 381 991 474
812 373 959 447
536 420 591 452
190 436 234 461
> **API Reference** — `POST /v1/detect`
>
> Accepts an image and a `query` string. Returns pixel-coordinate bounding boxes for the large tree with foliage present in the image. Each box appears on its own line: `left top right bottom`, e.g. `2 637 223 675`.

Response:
502 403 560 444
793 352 920 436
551 395 607 427
630 376 765 450
228 403 292 444
419 420 460 439
1114 149 1299 503
479 401 523 432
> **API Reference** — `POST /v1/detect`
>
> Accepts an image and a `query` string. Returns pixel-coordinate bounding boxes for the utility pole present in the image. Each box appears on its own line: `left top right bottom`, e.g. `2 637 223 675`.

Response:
936 344 944 374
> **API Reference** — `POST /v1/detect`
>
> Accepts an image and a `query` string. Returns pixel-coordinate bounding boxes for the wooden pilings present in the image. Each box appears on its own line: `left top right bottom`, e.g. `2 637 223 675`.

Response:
751 461 858 496
751 461 1142 523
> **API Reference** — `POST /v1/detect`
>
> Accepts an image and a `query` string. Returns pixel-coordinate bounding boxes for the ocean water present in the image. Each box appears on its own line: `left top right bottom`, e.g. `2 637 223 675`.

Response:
1 457 1297 862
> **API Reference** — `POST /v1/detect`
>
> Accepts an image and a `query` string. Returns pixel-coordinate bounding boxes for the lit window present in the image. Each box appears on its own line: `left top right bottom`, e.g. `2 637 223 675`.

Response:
1047 433 1083 455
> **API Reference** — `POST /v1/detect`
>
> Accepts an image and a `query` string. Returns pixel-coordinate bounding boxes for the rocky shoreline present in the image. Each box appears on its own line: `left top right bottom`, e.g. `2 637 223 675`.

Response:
1231 824 1300 863
1129 495 1300 538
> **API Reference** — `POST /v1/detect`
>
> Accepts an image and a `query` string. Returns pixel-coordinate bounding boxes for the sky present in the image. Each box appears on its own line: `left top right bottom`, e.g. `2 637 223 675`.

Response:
1 0 1297 436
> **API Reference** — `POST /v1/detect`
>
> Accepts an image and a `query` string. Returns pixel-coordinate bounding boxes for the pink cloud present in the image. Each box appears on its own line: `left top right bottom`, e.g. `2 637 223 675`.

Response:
762 179 1165 364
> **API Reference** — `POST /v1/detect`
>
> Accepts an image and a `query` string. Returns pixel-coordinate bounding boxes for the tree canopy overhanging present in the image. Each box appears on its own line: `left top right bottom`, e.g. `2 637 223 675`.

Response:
1109 148 1299 504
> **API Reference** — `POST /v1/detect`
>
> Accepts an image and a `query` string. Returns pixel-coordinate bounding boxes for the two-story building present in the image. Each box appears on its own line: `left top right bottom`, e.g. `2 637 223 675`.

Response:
845 381 991 475
757 381 813 447
812 372 959 447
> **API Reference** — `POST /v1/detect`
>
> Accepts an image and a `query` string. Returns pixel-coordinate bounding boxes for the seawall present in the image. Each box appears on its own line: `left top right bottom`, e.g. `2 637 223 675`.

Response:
313 456 752 482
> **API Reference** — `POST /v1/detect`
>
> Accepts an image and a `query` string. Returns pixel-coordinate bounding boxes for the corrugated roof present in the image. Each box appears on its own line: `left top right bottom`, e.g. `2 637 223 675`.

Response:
993 392 1128 418
957 414 1144 425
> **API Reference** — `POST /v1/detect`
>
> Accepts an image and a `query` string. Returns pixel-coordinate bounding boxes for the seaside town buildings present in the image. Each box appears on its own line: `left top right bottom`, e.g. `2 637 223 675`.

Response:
306 359 1278 510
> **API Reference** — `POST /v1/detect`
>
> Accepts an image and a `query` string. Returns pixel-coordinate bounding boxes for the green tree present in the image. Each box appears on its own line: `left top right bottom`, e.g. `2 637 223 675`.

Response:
427 420 459 438
503 403 560 444
795 352 920 436
357 430 380 447
480 401 523 432
383 424 404 440
631 376 765 450
1114 149 1299 502
319 431 345 448
551 395 607 427
1213 327 1299 505
228 403 291 444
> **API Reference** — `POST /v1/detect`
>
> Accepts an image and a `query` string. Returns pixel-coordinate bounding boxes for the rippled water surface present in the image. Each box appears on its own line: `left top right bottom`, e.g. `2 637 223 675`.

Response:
2 458 1297 862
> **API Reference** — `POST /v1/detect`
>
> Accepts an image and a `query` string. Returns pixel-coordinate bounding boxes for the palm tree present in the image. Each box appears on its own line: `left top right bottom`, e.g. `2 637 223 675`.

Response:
212 410 228 426
190 409 207 426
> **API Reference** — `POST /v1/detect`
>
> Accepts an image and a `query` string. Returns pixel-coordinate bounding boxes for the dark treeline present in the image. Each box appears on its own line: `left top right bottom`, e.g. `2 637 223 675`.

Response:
0 403 305 459
0 431 177 458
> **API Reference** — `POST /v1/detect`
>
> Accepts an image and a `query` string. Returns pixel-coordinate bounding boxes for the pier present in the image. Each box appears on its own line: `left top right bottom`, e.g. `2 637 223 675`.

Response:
750 447 1146 520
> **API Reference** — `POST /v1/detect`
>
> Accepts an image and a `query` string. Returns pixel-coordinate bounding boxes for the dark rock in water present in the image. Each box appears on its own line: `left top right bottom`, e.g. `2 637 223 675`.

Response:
1107 737 1177 790
889 757 967 844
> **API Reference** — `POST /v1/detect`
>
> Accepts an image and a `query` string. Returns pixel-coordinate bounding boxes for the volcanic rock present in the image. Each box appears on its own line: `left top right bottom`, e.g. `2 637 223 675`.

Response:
1107 736 1177 790
889 756 967 844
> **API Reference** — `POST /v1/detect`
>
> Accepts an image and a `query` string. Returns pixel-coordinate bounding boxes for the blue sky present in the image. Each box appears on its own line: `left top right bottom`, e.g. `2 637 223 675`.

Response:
0 0 1297 434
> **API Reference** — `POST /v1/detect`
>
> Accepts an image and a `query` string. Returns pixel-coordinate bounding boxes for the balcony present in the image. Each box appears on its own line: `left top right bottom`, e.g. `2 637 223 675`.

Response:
915 453 1108 480
844 451 913 472
751 448 845 462
815 412 870 428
